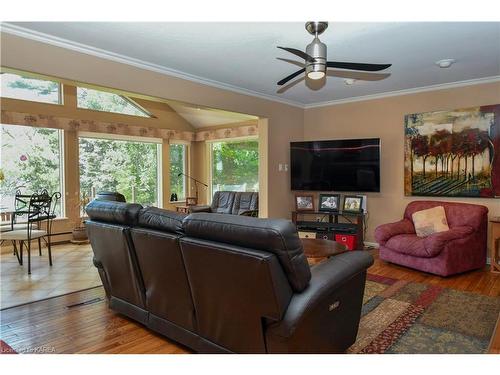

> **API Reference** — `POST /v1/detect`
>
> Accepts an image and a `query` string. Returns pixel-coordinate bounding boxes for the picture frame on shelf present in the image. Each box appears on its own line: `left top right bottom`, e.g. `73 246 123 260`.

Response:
342 195 363 213
318 193 340 212
186 197 198 206
295 194 315 212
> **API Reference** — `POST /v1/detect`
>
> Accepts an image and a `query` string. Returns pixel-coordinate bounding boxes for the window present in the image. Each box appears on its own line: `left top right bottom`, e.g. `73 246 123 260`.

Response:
79 135 161 206
169 143 187 201
0 124 64 216
77 87 151 117
210 139 259 194
0 72 61 104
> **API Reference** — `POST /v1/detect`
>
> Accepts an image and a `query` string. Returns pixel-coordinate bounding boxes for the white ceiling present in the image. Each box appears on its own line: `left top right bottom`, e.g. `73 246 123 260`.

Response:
3 22 500 107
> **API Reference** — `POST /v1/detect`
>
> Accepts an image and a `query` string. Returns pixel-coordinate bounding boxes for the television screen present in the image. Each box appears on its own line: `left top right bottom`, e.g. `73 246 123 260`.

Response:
290 138 380 192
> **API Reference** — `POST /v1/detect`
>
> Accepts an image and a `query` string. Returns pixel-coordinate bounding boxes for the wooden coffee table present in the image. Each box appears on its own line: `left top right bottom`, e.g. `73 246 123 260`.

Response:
301 238 348 265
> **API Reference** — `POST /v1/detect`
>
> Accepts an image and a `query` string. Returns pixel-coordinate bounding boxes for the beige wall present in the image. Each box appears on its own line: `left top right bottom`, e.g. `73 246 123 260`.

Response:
304 82 500 242
2 32 499 241
1 33 303 219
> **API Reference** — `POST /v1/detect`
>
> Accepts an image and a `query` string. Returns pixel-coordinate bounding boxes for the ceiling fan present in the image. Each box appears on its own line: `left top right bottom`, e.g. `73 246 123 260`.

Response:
277 22 392 86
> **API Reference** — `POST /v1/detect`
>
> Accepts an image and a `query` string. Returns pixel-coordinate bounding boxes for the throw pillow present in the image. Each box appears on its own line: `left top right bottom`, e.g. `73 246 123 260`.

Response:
412 206 450 237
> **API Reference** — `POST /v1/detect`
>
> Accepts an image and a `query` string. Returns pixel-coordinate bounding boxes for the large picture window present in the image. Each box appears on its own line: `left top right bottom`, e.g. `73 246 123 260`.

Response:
169 143 187 201
0 72 61 104
0 124 64 215
210 139 259 194
79 135 161 206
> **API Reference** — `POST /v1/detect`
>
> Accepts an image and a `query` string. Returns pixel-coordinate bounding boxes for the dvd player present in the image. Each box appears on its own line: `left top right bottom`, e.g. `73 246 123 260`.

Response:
296 221 357 234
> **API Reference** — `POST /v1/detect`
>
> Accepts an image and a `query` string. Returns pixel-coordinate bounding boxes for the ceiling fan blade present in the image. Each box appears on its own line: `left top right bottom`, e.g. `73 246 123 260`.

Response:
278 46 315 62
277 68 306 86
327 61 392 72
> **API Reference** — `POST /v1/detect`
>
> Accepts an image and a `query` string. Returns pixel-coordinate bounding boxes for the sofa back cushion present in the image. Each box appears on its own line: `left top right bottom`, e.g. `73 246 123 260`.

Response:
232 192 259 215
404 201 488 230
210 191 236 214
85 199 142 226
179 237 292 353
183 213 311 292
137 206 186 234
412 206 449 237
130 227 196 331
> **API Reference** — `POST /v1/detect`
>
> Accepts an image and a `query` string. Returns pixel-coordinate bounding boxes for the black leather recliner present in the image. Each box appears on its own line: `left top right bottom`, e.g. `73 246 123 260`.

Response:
189 191 259 216
95 191 126 202
85 200 373 353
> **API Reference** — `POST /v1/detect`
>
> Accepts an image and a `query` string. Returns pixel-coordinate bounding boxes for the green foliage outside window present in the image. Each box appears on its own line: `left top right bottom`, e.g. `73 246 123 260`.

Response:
1 73 60 104
169 144 186 200
211 140 259 193
79 137 159 206
0 124 62 215
77 87 150 117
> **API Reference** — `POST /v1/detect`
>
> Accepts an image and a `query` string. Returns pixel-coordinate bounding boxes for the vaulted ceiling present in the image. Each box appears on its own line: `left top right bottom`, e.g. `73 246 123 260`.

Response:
3 22 500 107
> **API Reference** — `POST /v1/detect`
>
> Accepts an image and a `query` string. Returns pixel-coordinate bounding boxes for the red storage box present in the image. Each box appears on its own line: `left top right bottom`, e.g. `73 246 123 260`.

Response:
335 234 357 250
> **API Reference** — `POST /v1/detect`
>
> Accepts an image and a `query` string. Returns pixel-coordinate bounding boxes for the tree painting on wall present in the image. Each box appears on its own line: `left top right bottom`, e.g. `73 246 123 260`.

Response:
404 104 500 198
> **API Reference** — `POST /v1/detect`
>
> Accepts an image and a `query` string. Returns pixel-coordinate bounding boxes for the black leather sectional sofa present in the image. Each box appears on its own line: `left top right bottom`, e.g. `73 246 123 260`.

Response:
85 199 373 353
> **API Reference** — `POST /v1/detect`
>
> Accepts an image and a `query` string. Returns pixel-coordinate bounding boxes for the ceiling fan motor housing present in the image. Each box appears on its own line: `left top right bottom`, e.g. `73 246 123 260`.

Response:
306 37 327 77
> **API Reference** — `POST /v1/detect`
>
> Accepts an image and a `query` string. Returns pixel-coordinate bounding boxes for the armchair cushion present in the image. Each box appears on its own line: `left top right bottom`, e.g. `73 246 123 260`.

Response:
412 206 449 237
384 226 474 258
423 226 474 256
374 219 415 246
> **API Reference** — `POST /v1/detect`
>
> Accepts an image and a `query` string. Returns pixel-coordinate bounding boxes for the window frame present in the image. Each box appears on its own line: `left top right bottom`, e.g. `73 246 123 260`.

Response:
0 71 63 106
207 136 259 201
77 131 163 207
169 141 190 202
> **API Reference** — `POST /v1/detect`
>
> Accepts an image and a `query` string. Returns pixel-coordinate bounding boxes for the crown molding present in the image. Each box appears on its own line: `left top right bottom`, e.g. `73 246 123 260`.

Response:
303 75 500 109
2 23 499 111
0 23 305 109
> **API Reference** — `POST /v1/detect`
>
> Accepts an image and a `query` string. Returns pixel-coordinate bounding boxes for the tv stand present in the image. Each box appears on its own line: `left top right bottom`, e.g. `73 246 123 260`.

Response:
291 211 365 250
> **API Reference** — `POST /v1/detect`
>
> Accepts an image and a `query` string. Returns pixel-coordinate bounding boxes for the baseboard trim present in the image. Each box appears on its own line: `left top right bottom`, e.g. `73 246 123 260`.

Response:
364 241 379 249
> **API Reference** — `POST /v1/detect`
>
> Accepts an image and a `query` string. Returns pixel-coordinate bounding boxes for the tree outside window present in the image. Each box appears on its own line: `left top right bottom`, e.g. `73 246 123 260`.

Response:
0 124 63 215
79 137 160 206
1 73 60 104
169 144 186 201
211 139 259 194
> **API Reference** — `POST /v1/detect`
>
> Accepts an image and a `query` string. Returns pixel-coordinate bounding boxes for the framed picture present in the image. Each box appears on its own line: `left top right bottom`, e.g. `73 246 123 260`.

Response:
404 104 500 198
295 194 315 212
318 193 340 212
343 195 363 213
186 197 198 206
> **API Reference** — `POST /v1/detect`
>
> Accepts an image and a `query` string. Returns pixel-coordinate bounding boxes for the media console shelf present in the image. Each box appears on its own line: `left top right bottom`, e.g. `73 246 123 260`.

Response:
291 210 365 250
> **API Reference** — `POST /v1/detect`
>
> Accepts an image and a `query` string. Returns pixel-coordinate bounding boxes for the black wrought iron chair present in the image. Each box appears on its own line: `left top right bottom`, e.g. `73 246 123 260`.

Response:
0 191 60 274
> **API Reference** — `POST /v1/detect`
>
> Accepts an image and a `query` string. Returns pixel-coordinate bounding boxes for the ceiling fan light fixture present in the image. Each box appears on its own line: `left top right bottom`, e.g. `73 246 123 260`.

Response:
435 58 456 68
307 71 325 80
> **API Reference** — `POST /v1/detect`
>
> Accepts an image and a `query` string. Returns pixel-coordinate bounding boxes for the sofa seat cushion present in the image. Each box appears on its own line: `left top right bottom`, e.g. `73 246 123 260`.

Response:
385 234 429 257
385 226 475 258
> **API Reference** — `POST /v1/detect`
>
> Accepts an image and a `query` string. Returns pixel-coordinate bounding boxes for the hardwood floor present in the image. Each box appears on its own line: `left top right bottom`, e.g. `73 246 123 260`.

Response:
0 249 498 354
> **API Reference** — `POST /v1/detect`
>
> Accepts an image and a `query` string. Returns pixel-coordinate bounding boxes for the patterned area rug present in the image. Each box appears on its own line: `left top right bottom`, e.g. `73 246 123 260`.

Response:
348 274 500 354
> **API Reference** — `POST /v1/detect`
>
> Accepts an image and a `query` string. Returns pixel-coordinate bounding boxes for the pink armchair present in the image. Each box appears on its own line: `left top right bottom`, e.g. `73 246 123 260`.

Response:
374 201 488 276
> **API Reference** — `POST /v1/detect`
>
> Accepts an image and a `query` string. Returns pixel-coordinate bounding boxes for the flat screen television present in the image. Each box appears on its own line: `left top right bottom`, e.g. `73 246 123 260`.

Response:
290 138 380 192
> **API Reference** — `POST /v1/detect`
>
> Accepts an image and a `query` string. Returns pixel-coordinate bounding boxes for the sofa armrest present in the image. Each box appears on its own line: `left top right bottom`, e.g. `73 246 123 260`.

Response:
265 251 373 353
188 205 212 213
239 209 259 217
423 226 475 256
374 219 415 245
